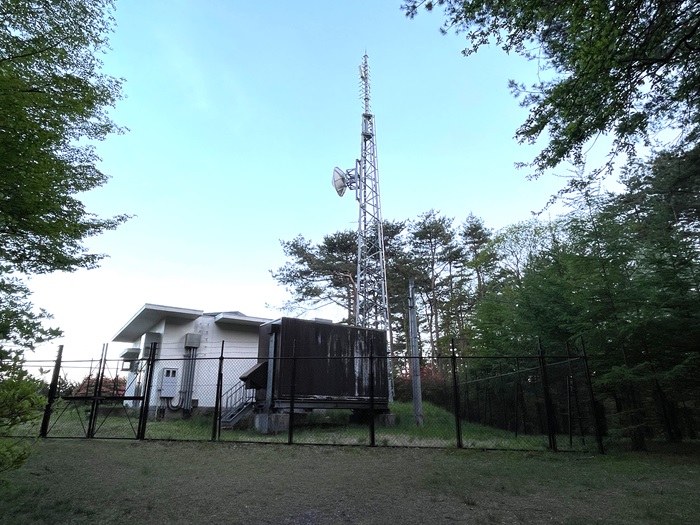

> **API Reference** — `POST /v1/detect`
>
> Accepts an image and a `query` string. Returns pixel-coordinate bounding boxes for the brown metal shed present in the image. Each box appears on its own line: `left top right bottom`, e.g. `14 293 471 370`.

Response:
254 317 389 411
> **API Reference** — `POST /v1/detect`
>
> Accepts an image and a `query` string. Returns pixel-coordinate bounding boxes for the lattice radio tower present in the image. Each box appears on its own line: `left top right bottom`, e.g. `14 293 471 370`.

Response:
332 54 392 398
332 54 389 331
332 54 391 356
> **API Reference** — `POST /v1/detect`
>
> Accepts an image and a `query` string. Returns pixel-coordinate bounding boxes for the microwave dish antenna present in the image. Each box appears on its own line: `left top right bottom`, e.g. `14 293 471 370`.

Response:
332 166 358 197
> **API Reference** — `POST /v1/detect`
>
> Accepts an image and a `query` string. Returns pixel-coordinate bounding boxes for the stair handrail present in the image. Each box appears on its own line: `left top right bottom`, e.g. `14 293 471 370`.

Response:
222 381 255 414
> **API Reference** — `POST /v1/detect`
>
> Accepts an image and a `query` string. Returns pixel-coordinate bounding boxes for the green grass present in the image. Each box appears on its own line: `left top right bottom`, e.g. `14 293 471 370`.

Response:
1 439 698 524
209 401 595 451
145 414 212 440
5 401 141 439
9 400 598 452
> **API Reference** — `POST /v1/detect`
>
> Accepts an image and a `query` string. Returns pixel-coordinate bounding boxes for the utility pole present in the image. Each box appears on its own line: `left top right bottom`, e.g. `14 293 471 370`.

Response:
408 279 424 426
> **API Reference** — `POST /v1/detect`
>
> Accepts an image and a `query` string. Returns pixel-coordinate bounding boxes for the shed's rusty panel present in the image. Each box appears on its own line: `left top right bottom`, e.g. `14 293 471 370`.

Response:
257 317 388 409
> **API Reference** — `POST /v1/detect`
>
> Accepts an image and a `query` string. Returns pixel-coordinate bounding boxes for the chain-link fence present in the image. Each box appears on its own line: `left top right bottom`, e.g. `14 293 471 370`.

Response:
4 349 138 439
8 341 605 453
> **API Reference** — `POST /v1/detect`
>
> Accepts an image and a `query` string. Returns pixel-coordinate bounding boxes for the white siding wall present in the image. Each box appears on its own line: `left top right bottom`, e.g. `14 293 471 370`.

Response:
190 319 259 407
129 315 263 410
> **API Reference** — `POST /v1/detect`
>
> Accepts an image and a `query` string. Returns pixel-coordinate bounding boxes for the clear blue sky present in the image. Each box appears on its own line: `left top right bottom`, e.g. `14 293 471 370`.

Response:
29 0 572 362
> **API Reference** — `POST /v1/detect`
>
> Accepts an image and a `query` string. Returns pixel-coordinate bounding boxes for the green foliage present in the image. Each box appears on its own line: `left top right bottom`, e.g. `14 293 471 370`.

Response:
271 231 359 322
0 0 128 275
460 213 496 300
0 349 45 472
408 210 462 356
271 221 409 328
0 276 54 471
465 149 699 447
403 0 700 182
275 146 698 446
469 219 555 356
0 274 60 347
0 0 127 470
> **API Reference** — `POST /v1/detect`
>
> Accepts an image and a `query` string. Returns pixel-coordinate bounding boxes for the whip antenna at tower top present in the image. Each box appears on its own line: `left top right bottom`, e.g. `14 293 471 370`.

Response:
359 53 371 113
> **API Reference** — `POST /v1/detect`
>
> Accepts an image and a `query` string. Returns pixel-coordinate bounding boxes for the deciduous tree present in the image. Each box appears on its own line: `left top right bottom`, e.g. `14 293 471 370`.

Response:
403 1 700 182
0 0 127 469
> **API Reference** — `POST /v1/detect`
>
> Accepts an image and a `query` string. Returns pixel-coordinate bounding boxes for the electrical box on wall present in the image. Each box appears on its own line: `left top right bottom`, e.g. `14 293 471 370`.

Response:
160 368 179 399
184 332 201 348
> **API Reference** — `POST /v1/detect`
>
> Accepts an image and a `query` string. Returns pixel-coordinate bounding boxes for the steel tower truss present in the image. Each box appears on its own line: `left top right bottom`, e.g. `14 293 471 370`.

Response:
332 55 392 399
354 54 389 333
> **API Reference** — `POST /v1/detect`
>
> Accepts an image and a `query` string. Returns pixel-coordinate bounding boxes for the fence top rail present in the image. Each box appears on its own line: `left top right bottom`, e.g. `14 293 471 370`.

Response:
26 354 585 365
461 364 541 383
147 354 585 360
61 395 140 401
446 355 584 360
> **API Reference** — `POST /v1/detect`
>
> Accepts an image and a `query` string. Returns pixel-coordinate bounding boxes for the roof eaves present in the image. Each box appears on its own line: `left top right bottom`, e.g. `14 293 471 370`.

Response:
112 304 204 342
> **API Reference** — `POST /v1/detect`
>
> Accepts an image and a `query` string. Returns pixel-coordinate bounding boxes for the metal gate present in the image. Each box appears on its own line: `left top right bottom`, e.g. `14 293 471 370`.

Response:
40 345 147 439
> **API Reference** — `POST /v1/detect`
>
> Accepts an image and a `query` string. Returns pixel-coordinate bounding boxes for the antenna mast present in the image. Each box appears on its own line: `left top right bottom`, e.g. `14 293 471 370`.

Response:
355 54 389 335
332 54 393 400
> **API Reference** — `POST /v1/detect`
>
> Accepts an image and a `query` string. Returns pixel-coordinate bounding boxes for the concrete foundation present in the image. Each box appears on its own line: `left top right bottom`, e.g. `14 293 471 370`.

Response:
255 412 290 434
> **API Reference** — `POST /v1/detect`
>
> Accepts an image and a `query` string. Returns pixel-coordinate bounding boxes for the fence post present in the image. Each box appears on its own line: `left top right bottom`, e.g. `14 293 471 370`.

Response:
580 338 605 454
212 340 225 441
40 345 64 438
566 342 587 446
537 338 557 451
514 358 520 438
464 358 471 424
287 341 297 445
450 339 463 448
137 342 158 440
87 344 108 438
369 341 376 447
567 375 573 448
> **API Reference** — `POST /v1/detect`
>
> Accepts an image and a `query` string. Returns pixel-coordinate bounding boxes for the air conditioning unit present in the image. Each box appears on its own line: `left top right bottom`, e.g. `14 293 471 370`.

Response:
119 347 141 372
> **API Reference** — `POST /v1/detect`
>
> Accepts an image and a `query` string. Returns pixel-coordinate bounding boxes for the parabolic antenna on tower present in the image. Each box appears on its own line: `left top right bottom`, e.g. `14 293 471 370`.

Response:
332 166 347 197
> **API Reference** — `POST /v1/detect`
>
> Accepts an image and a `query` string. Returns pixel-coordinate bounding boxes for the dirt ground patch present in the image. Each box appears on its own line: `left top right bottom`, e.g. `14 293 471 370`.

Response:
1 439 698 524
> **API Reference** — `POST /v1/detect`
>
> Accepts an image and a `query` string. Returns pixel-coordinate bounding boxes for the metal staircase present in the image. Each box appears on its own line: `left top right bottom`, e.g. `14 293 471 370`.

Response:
220 381 256 429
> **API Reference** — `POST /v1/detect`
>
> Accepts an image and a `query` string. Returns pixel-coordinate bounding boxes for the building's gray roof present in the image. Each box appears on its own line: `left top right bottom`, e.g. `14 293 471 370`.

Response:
212 311 271 327
112 304 271 342
112 304 203 342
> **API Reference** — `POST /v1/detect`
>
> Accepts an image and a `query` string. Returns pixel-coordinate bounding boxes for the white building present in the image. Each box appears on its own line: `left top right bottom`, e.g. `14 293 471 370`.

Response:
112 303 270 417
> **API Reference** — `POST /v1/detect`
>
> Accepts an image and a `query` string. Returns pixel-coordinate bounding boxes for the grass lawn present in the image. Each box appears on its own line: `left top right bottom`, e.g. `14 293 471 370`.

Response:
1 439 698 524
20 400 586 451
